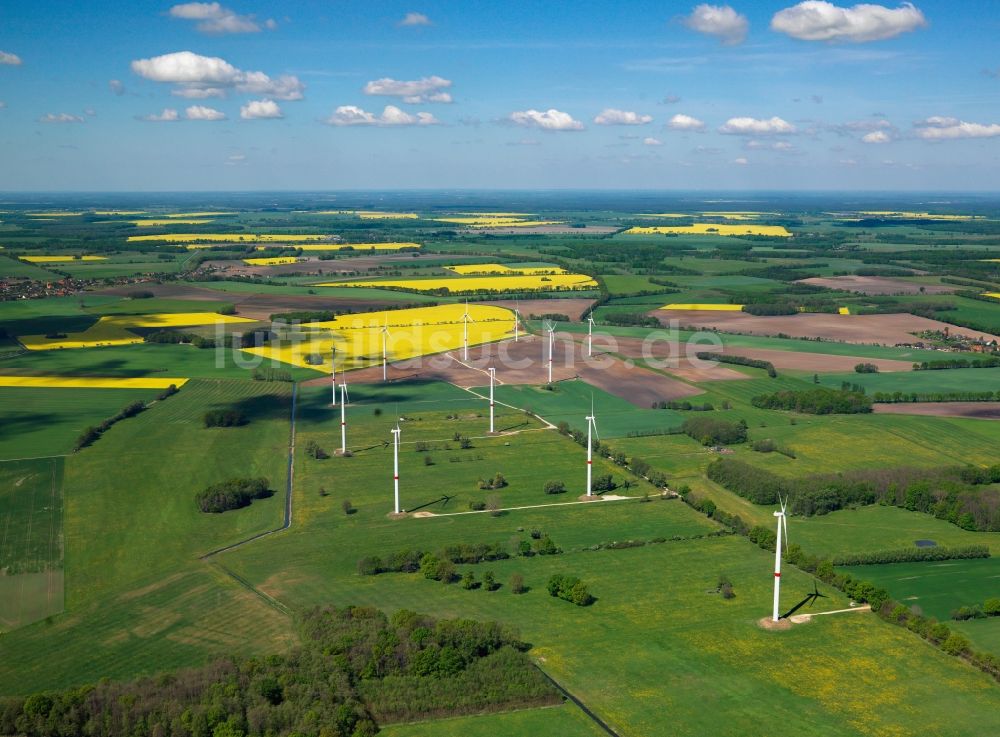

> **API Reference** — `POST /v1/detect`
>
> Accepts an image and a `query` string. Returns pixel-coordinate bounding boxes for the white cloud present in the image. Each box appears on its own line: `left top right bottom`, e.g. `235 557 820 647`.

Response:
682 4 749 45
185 105 226 120
109 80 126 96
169 3 274 34
667 113 706 131
662 95 682 104
363 76 452 104
399 12 431 26
745 139 796 150
324 104 439 126
643 137 663 146
226 153 246 165
0 51 22 66
84 108 96 117
862 130 892 143
508 109 584 131
914 116 1000 140
594 108 653 125
0 102 6 109
733 157 749 165
171 87 226 99
39 113 84 123
771 2 927 42
719 116 796 135
131 51 304 100
241 99 283 119
138 108 180 122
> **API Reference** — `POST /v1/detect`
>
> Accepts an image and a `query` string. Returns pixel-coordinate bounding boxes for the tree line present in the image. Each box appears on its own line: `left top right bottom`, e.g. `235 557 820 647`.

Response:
706 457 1000 530
695 351 777 378
750 387 872 414
74 385 179 451
0 605 559 736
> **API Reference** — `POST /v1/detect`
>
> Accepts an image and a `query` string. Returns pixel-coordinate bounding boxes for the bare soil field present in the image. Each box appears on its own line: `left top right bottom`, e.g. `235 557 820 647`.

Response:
306 331 702 406
483 298 596 322
652 309 1000 346
873 402 1000 419
796 275 954 295
716 346 913 373
582 336 749 381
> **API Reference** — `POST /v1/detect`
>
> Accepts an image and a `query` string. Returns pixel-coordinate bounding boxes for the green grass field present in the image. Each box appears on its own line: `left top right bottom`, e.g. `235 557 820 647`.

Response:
840 558 1000 621
0 457 64 630
380 704 606 736
819 367 1000 394
0 255 59 280
0 386 164 459
490 380 684 437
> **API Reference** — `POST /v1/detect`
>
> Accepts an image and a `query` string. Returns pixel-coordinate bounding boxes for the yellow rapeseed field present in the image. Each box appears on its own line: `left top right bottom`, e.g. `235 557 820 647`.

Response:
981 292 1000 300
838 306 851 315
0 376 189 389
661 303 744 311
20 255 108 263
165 212 234 218
317 273 597 293
26 212 83 217
444 263 567 275
243 257 302 266
93 210 147 216
19 312 255 350
278 242 420 252
129 219 214 226
128 233 332 243
242 303 516 371
626 224 792 237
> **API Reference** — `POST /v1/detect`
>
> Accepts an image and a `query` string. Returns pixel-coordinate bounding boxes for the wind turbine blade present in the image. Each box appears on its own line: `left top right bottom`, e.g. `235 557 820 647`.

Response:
593 419 600 443
782 512 788 551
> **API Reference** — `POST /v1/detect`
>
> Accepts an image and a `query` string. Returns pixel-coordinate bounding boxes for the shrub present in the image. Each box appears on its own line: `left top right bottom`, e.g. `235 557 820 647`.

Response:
342 499 354 515
752 439 776 453
510 573 525 594
547 574 594 606
305 439 329 459
483 571 498 591
461 571 477 590
544 480 566 495
941 633 972 656
855 362 879 374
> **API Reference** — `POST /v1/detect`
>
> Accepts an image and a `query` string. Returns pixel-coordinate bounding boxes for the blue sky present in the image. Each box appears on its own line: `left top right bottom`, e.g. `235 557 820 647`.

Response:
1 0 998 190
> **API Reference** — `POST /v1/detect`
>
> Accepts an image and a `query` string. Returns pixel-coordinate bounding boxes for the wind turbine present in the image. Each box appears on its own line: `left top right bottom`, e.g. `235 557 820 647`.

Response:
772 497 789 622
461 300 475 361
488 366 496 433
513 299 521 342
380 317 390 382
545 321 555 384
587 316 596 358
339 379 349 454
330 348 337 406
391 424 401 514
585 397 599 497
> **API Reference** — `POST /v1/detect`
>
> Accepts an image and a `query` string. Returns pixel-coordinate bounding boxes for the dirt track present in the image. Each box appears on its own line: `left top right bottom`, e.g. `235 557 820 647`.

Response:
653 309 1000 346
873 402 1000 419
797 275 953 296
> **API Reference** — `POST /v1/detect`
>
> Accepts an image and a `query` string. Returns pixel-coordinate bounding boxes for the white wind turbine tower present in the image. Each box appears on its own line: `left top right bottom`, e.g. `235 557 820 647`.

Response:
544 321 555 384
772 497 789 622
587 316 596 358
461 300 475 361
585 397 599 497
488 366 497 433
380 317 391 382
330 348 337 406
391 424 401 514
513 299 521 342
339 379 349 454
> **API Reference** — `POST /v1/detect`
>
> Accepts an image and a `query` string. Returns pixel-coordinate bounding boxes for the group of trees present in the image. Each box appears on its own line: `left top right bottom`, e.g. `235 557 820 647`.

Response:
195 477 271 513
602 311 661 328
358 535 564 578
204 408 248 427
695 352 777 378
0 605 560 736
681 416 748 446
477 473 507 490
741 302 799 316
144 330 216 349
546 574 594 606
871 389 1000 403
654 400 715 411
707 457 1000 530
750 387 872 414
854 362 879 374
